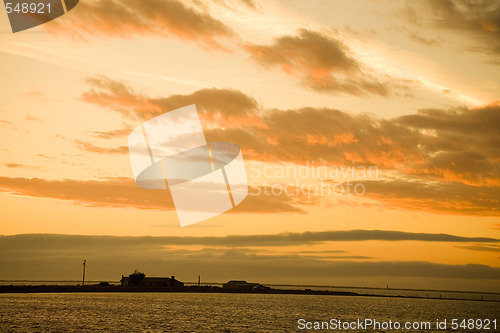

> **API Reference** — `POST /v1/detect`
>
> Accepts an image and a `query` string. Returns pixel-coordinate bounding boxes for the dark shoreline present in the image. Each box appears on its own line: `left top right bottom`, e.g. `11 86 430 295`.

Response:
0 285 498 303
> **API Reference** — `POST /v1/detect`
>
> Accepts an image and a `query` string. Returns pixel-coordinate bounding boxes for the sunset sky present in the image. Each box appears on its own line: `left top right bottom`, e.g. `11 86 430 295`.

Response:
0 0 499 291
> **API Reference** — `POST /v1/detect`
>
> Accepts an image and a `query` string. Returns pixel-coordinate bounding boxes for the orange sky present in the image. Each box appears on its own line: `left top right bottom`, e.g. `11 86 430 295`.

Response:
0 0 499 292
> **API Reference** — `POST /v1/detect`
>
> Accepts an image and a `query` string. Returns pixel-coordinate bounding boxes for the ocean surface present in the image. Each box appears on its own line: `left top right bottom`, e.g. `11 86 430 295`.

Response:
0 293 498 332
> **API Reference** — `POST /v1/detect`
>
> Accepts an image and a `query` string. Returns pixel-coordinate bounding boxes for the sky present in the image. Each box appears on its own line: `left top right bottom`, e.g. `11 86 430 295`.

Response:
0 0 499 292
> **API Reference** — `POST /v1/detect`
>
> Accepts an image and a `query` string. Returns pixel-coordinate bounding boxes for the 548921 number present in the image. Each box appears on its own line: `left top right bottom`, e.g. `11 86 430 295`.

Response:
451 319 497 330
5 2 51 14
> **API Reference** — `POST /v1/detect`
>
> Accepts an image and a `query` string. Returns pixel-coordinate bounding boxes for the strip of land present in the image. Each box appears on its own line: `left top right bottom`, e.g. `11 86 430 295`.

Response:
0 284 497 302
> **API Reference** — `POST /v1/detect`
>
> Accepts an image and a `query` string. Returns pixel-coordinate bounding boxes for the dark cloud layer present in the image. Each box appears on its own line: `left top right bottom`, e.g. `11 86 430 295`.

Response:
0 234 498 286
1 230 496 249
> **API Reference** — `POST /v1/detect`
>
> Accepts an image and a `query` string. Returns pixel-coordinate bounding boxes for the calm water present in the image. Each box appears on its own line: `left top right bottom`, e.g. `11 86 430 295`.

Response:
0 293 498 332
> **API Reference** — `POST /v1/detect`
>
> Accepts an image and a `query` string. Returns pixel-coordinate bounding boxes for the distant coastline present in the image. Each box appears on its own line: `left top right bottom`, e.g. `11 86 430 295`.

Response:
0 284 498 303
1 280 499 296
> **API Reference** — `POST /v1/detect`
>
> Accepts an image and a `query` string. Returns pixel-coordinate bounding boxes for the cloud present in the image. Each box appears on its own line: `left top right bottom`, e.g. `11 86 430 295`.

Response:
202 106 427 169
0 177 304 214
0 176 172 210
82 78 500 177
244 29 394 96
1 230 495 249
82 76 262 127
235 0 257 10
430 0 500 53
80 76 421 166
0 234 498 287
396 104 500 186
233 186 307 213
348 179 500 216
406 0 500 56
24 114 43 123
0 119 13 125
81 78 420 165
4 163 41 170
75 140 129 154
80 77 500 215
0 119 16 129
207 103 500 188
407 30 439 46
211 0 259 11
456 244 500 253
45 0 233 49
81 76 163 119
81 79 500 184
90 126 133 139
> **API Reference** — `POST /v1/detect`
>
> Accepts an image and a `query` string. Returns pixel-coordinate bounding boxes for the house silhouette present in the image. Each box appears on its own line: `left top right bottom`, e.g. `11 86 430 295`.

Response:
121 274 184 288
223 280 270 291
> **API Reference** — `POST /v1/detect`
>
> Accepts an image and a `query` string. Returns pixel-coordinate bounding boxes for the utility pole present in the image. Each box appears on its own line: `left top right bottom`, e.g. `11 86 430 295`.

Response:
82 260 86 286
198 275 200 286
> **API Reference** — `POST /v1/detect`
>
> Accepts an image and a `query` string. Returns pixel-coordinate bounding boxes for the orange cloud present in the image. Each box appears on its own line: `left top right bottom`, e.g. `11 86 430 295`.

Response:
75 140 129 154
82 76 266 130
0 177 305 214
397 104 500 186
90 126 133 139
45 0 234 49
350 179 500 216
78 77 500 216
244 29 396 96
81 77 500 186
5 163 41 170
82 76 163 120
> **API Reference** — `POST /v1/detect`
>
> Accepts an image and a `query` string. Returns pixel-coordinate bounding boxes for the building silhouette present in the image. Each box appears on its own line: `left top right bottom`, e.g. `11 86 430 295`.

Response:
121 274 184 288
223 280 270 291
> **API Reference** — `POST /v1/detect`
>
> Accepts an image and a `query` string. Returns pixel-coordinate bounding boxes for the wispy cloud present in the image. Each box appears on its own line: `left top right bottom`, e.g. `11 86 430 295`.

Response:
404 0 500 57
429 0 500 54
44 0 234 49
0 177 304 214
456 244 500 253
1 230 494 249
25 114 43 123
0 119 17 129
4 163 41 170
90 126 133 139
74 140 129 154
347 179 500 216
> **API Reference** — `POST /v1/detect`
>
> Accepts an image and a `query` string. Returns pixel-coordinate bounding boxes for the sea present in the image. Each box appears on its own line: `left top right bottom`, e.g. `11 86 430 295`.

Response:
0 291 498 332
